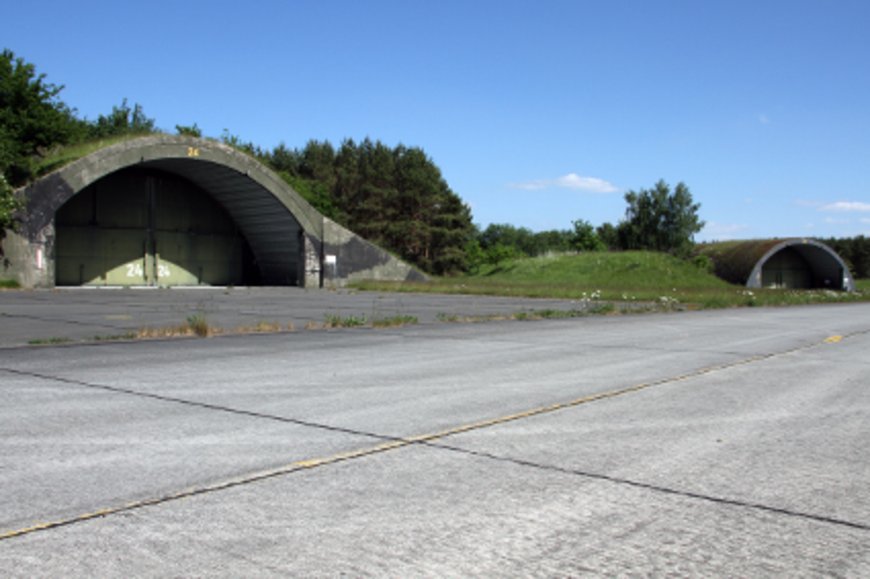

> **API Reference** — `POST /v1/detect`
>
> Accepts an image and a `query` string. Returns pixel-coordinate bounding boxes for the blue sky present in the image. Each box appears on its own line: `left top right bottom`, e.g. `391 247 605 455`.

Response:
6 0 870 240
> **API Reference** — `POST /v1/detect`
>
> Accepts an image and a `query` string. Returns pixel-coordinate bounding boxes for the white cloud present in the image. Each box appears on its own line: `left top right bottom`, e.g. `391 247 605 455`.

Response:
819 201 870 212
510 173 618 194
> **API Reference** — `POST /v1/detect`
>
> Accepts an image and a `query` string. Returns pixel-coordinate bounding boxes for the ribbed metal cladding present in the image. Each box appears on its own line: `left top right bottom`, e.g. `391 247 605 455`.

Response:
144 159 301 285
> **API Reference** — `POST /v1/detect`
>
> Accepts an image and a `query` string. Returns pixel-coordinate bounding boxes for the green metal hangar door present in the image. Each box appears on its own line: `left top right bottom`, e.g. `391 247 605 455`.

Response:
56 166 260 286
30 136 325 287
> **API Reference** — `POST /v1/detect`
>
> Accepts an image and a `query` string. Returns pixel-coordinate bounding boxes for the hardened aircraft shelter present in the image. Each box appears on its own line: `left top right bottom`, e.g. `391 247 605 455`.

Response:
699 239 855 291
3 135 424 288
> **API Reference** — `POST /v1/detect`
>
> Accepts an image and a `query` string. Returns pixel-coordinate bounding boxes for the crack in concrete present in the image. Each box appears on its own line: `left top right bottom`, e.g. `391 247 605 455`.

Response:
426 441 870 532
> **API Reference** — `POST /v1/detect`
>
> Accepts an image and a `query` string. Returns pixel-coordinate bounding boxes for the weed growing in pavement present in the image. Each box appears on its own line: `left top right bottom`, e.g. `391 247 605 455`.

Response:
92 333 137 342
185 313 211 337
27 336 73 346
434 313 510 323
436 312 461 322
324 313 368 328
371 314 418 328
587 303 618 315
137 312 219 339
236 320 283 334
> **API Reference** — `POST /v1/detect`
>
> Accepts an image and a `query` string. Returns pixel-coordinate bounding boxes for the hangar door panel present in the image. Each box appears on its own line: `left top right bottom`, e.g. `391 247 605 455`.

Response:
56 169 249 286
152 174 243 285
761 248 812 289
55 173 148 285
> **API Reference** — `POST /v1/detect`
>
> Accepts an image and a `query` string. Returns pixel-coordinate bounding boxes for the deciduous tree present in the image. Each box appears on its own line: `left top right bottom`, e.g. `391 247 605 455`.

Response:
617 179 703 256
570 219 605 251
88 98 156 139
0 49 84 185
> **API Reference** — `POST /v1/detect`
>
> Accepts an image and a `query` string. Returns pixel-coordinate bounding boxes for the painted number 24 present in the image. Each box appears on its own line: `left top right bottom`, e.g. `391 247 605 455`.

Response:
125 263 171 278
126 263 144 278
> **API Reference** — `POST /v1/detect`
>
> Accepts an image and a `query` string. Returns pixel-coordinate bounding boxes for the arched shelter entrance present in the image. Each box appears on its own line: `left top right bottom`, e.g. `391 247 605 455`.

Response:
55 167 262 286
18 135 325 287
698 238 855 291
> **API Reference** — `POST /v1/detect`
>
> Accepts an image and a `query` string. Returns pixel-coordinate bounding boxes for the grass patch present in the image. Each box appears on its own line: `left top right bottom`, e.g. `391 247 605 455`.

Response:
136 326 200 339
0 279 20 289
437 304 621 325
319 313 419 329
435 313 457 322
28 337 73 346
435 312 512 323
185 313 211 337
588 302 618 315
92 332 137 342
324 313 368 328
514 309 585 321
353 252 870 310
234 320 295 334
372 314 418 328
30 320 295 346
34 135 151 177
137 312 219 339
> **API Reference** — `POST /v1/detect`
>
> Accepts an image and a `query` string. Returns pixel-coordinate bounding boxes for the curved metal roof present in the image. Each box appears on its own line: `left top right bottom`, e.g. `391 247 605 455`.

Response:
22 135 325 284
698 238 855 291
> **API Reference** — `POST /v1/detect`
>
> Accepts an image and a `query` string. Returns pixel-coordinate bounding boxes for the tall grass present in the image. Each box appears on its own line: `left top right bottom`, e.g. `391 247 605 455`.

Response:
34 135 152 177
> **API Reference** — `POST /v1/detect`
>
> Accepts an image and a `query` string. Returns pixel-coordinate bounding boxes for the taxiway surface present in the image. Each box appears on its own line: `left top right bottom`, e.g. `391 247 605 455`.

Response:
1 300 868 576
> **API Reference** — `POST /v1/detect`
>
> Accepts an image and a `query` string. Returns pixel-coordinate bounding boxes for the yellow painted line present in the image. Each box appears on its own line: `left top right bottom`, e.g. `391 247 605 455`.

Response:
0 439 409 541
0 334 855 542
824 335 843 344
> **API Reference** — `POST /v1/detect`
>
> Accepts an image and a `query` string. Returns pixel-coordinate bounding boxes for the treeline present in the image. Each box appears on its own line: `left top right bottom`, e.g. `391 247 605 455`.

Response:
822 237 870 279
469 220 598 270
471 180 705 270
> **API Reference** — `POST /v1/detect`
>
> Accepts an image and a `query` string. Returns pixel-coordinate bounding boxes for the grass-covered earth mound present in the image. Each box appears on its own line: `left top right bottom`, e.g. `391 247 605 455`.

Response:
354 251 869 309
